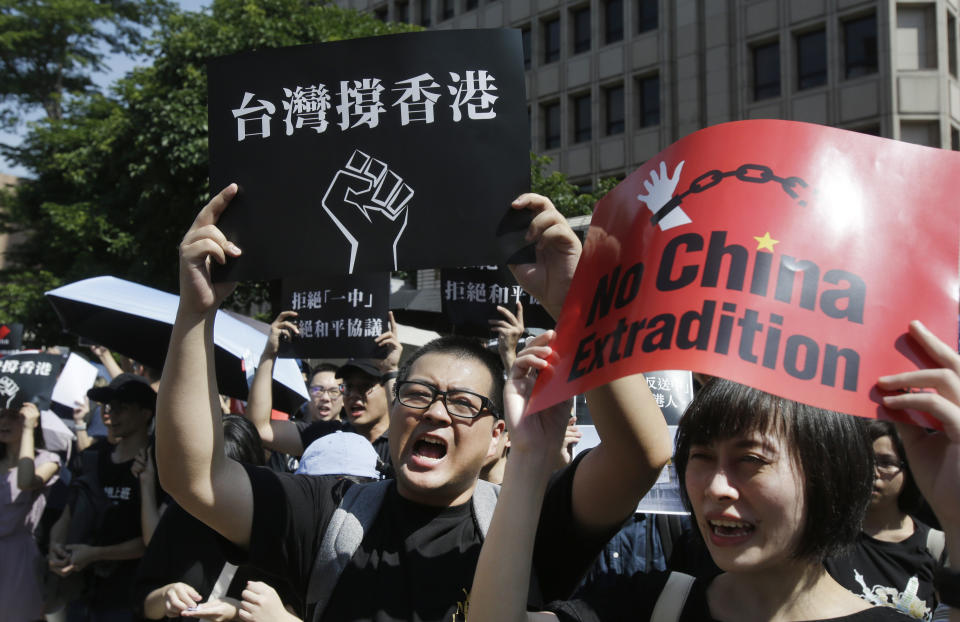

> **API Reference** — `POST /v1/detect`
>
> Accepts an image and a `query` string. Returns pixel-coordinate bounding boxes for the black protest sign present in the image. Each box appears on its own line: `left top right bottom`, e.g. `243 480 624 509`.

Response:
0 323 23 351
279 273 390 358
441 266 555 336
575 370 692 426
208 29 531 282
0 352 65 411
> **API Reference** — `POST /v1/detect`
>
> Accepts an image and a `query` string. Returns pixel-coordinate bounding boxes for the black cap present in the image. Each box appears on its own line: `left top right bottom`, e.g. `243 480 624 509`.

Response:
87 373 157 411
336 358 382 380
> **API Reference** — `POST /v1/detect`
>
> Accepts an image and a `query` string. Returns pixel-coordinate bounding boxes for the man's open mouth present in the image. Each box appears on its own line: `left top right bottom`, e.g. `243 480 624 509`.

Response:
412 437 448 461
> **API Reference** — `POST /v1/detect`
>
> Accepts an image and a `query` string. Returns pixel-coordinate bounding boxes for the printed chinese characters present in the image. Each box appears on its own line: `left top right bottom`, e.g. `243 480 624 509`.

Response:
231 69 498 141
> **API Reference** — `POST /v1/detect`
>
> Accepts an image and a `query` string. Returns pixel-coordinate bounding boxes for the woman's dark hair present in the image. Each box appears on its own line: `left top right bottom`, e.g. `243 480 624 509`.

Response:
397 336 505 415
222 414 265 466
674 378 873 562
864 419 923 514
0 406 47 460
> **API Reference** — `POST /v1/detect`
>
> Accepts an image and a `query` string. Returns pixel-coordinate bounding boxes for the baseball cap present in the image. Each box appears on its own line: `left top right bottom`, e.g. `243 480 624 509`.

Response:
87 373 157 411
337 358 382 379
295 431 381 479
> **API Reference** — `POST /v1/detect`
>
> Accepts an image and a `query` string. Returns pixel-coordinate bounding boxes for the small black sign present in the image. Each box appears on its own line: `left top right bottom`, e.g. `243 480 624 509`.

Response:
0 352 65 411
441 266 555 336
0 323 24 351
279 273 390 358
208 29 531 281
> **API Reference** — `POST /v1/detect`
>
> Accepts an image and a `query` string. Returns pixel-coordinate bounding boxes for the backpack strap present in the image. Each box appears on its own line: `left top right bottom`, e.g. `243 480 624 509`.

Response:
306 480 391 620
926 527 948 566
650 571 695 622
471 479 500 536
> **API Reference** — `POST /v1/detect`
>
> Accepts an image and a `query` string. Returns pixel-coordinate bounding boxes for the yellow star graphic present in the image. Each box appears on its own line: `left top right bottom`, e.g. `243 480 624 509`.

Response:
754 232 779 252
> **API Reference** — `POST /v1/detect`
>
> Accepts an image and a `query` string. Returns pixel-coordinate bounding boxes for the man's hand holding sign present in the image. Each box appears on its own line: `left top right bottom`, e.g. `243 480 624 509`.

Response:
526 120 960 430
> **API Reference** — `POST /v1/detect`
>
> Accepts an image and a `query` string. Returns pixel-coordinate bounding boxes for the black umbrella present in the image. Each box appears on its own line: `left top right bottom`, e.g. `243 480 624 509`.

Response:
45 276 308 414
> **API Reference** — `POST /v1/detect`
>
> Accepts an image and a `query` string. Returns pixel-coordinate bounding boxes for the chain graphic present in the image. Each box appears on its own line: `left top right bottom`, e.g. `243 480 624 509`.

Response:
648 163 810 228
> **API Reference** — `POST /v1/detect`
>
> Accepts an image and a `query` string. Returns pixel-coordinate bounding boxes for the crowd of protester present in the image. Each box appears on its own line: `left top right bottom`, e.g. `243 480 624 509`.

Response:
0 189 956 622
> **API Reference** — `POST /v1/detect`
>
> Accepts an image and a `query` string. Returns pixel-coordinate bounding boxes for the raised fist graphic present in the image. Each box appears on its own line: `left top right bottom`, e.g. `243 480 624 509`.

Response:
321 149 413 273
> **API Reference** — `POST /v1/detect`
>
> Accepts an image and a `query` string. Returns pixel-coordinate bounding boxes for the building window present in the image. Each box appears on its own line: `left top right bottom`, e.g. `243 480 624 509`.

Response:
605 0 623 44
573 93 592 143
796 29 826 90
576 180 594 194
949 13 958 78
637 74 660 127
572 7 591 55
521 27 532 69
852 124 880 137
844 14 878 78
441 0 454 20
952 127 960 150
900 121 940 147
419 0 431 26
605 85 624 135
466 0 477 9
897 5 937 70
375 7 388 21
752 41 780 100
543 102 561 149
543 17 560 64
396 0 409 22
638 0 657 33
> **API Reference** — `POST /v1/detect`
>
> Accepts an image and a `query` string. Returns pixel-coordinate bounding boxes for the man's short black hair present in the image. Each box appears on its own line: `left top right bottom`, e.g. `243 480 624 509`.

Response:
397 336 505 416
309 363 341 383
674 378 872 562
863 419 923 515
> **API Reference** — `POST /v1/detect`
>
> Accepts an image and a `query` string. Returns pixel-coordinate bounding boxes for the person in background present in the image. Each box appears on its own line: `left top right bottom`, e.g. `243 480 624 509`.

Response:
136 415 300 621
0 401 61 622
302 363 344 423
826 420 947 619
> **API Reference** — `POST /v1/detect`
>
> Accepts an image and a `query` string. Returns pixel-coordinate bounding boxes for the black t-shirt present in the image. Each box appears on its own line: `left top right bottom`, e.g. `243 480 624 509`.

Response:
133 502 301 619
231 452 614 622
297 419 393 478
824 520 942 621
548 573 914 621
76 443 148 611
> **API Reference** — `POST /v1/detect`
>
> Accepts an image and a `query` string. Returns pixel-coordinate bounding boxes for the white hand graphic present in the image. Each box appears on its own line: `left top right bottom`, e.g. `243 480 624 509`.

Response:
636 160 691 230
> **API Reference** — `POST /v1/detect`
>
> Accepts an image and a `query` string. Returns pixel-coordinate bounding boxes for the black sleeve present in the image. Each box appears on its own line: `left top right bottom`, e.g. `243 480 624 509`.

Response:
220 465 346 596
297 419 343 450
546 571 669 622
532 450 631 603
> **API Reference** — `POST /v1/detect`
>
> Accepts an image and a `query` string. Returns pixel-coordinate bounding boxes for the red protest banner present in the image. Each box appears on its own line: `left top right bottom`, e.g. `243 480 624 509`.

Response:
527 120 960 428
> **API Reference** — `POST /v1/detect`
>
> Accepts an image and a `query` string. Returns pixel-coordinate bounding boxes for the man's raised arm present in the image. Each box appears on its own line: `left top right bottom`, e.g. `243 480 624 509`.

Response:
155 183 254 547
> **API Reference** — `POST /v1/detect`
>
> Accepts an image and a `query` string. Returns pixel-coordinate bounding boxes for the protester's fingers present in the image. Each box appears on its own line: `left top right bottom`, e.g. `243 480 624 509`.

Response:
882 392 960 441
181 223 238 256
511 350 552 379
512 192 557 216
278 321 300 335
241 586 263 606
515 300 524 323
273 310 298 324
488 320 513 332
495 304 519 325
878 367 960 405
907 320 960 371
193 183 238 229
524 206 568 245
388 310 397 335
181 237 229 267
523 329 555 349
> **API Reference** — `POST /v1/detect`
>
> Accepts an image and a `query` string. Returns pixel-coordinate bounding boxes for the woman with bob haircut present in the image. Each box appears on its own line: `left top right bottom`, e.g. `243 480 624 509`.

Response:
466 321 960 622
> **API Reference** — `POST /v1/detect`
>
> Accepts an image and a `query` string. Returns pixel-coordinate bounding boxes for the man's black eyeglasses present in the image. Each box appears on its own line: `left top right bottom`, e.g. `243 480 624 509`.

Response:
395 380 499 419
